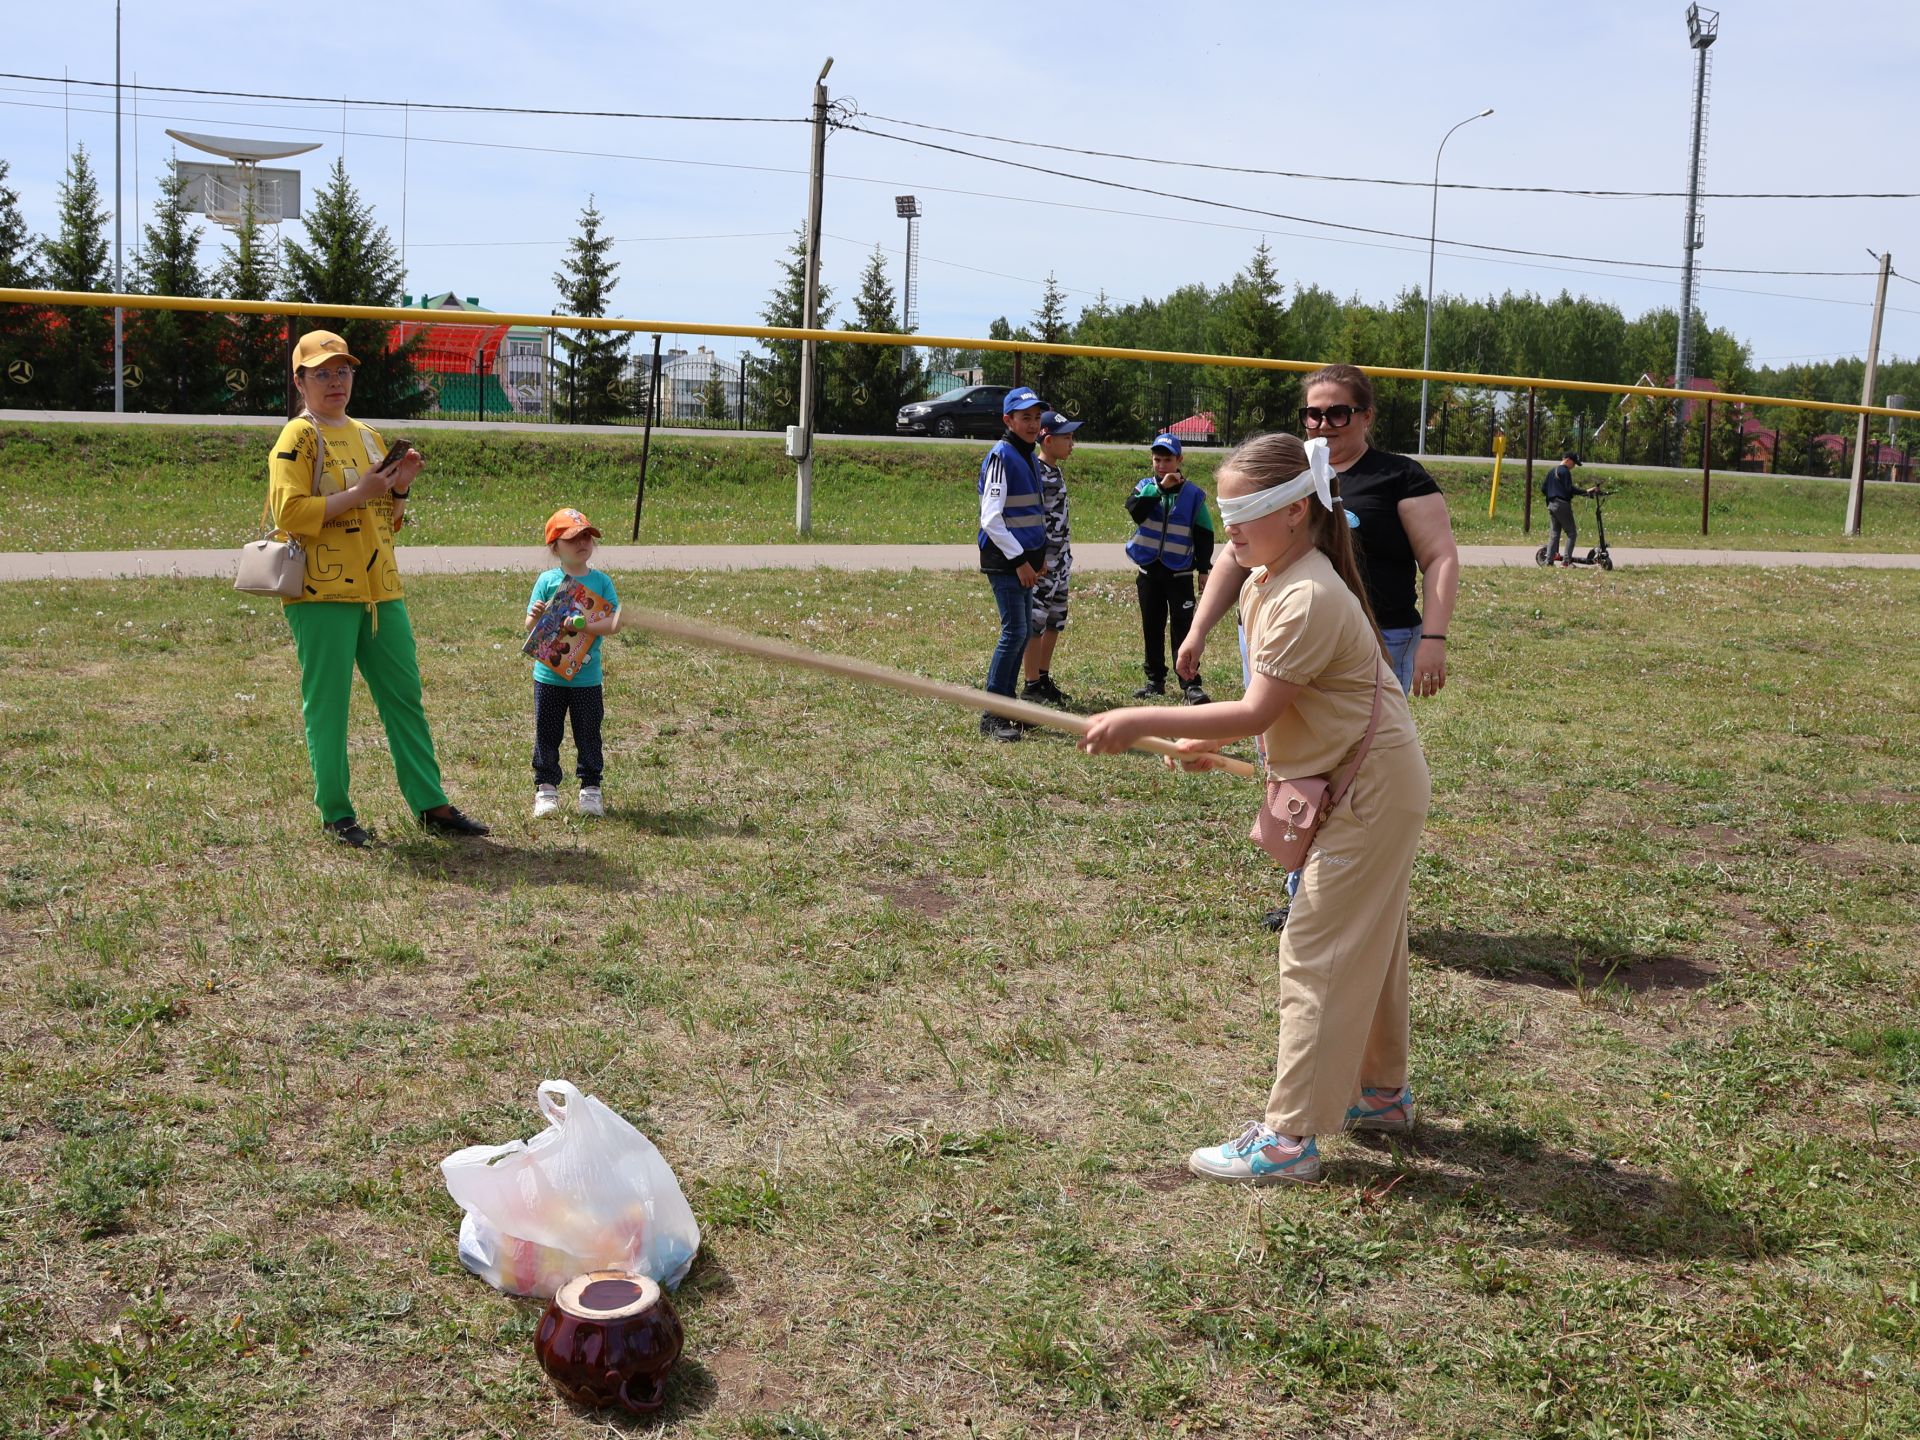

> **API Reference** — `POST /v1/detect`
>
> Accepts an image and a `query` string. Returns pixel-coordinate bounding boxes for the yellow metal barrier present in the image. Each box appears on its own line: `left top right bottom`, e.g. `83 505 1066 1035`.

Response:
4 287 1918 424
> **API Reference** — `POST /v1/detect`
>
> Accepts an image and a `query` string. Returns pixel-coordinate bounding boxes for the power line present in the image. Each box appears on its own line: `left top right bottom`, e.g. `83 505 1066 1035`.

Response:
822 231 1104 299
853 109 1920 202
408 230 790 249
0 70 803 124
14 93 1912 322
838 120 1880 279
13 70 1909 203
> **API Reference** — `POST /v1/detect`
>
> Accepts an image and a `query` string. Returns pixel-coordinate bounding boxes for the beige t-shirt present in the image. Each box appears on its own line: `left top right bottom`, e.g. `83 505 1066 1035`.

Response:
1241 547 1418 778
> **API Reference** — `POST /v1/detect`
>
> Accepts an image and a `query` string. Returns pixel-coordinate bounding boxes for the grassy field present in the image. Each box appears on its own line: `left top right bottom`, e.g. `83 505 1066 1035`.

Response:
4 420 1920 552
1 564 1917 1438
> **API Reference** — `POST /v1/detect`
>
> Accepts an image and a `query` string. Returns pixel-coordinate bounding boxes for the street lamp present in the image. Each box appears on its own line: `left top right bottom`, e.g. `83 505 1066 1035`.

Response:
895 195 922 375
1418 107 1493 456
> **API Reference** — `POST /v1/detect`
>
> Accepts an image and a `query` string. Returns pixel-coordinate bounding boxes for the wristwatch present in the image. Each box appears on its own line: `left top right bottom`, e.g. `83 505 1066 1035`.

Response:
390 487 411 499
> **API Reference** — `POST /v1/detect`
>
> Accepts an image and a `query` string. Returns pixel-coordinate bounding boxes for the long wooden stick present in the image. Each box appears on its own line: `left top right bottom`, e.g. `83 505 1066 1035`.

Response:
612 606 1259 779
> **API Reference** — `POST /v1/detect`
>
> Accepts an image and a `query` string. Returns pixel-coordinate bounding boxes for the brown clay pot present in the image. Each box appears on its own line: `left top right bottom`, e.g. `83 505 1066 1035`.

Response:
533 1270 684 1414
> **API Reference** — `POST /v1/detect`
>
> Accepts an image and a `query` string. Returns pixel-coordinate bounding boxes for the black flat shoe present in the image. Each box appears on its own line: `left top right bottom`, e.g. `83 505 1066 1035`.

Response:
419 806 491 837
323 816 372 848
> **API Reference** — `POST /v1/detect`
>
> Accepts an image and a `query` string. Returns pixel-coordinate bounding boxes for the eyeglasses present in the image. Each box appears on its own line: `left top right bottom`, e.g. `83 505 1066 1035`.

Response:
304 365 356 383
1299 404 1361 429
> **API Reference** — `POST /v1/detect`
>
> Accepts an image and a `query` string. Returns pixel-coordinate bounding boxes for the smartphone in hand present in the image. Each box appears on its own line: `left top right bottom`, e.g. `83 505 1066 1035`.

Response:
378 439 415 472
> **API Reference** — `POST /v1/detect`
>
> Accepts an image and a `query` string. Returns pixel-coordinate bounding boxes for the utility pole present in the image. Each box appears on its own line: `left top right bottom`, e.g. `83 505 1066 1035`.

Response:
793 57 832 536
113 1 124 414
1845 249 1892 537
1674 5 1719 395
1417 107 1492 455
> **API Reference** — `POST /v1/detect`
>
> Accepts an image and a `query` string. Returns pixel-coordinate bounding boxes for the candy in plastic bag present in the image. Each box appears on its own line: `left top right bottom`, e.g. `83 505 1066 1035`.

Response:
440 1080 700 1297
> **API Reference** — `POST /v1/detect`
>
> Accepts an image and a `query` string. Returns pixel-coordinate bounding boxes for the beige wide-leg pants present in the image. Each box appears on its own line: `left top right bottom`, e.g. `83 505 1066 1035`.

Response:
1262 740 1431 1138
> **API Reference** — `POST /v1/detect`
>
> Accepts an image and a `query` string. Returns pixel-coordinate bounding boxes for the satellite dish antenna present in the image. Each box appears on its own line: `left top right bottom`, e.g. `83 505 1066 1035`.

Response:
165 129 322 230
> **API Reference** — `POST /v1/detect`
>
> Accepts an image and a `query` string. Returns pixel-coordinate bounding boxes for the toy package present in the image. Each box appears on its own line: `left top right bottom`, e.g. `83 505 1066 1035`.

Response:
523 577 616 680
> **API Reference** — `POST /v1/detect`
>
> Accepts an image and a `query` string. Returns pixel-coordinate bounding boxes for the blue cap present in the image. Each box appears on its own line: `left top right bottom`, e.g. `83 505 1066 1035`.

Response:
1039 410 1083 436
1001 386 1043 414
1150 432 1182 457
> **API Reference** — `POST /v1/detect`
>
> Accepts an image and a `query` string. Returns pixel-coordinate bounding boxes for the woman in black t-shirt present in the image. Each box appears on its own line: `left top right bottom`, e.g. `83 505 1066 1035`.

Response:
1179 363 1460 700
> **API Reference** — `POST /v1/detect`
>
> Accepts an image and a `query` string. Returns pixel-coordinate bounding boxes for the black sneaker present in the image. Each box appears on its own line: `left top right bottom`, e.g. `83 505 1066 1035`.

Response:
1023 674 1071 706
322 816 372 849
979 714 1024 743
1132 679 1167 699
1183 682 1212 706
1260 903 1290 933
419 805 491 837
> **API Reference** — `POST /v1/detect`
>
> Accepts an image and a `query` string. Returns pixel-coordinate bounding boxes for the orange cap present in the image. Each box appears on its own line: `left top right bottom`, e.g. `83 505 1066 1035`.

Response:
291 330 360 375
544 508 601 544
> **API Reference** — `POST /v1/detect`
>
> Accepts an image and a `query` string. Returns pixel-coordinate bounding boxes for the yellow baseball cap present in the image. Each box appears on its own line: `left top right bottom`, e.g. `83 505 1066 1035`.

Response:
291 330 359 374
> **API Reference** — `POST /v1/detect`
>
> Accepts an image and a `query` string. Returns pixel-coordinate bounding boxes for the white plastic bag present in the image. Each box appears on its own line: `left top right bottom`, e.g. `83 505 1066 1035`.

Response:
439 1080 700 1298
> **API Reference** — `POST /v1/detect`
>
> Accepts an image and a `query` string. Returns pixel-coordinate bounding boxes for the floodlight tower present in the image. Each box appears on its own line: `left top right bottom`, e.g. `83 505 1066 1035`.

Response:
1674 4 1719 391
895 194 922 373
164 129 320 232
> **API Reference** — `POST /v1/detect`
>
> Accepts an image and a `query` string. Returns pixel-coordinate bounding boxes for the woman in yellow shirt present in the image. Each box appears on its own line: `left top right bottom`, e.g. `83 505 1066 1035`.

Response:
267 329 488 847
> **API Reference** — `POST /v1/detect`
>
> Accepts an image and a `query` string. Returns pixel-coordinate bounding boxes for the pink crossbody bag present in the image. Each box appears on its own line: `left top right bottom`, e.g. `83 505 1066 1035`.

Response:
1247 664 1384 871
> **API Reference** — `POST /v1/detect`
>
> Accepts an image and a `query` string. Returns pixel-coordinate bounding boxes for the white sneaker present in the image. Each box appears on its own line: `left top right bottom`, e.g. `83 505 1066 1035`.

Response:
1187 1122 1322 1184
578 785 604 817
533 785 560 818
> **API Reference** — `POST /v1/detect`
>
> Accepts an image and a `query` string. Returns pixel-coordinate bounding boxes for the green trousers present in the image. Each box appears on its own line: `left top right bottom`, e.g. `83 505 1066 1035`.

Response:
285 600 449 824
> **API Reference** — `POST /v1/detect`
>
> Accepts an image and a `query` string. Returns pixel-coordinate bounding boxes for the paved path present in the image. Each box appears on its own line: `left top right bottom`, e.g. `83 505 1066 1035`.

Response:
3 543 1916 582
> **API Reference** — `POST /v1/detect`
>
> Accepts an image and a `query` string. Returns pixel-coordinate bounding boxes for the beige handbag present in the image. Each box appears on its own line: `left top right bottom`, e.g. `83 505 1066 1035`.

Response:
234 414 324 599
1247 665 1384 871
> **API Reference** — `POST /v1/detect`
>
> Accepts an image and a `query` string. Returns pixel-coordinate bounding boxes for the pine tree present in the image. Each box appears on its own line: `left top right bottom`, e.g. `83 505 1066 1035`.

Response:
39 145 113 410
213 196 285 415
982 316 1021 387
1029 272 1068 401
281 159 421 415
760 225 833 430
700 366 729 424
1060 291 1134 440
0 157 46 406
1215 240 1293 439
1772 373 1829 477
129 162 221 413
551 195 629 425
834 246 921 434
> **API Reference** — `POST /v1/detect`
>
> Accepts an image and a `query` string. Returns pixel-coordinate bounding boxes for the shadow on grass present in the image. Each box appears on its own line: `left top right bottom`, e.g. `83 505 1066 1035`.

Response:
381 837 646 894
606 806 759 841
1413 927 1717 993
1340 1122 1768 1259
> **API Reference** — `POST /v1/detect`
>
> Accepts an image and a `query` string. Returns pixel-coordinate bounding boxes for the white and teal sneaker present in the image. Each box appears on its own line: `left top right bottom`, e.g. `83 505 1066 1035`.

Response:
1343 1086 1416 1134
1187 1122 1321 1184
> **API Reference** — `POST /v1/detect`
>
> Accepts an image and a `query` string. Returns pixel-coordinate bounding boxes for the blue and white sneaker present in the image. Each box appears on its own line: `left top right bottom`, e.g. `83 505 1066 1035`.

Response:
1343 1086 1417 1134
1187 1122 1321 1184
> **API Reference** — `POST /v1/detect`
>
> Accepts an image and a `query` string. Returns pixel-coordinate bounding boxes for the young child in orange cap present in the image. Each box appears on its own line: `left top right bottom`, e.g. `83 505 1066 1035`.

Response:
524 508 621 817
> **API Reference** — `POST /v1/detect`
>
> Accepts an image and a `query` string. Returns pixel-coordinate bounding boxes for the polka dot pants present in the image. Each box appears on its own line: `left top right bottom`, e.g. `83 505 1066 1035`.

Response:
532 681 605 787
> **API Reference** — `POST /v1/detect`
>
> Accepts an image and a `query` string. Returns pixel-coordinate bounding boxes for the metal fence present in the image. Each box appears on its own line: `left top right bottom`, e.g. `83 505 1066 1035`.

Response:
6 288 1917 499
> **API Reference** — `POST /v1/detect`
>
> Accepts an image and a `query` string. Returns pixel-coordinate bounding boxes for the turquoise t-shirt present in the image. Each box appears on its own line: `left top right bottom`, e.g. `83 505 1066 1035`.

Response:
527 567 620 687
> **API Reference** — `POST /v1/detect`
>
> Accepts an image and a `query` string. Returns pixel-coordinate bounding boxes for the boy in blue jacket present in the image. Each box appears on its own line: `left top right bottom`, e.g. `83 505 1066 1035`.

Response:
976 387 1050 741
1125 433 1215 703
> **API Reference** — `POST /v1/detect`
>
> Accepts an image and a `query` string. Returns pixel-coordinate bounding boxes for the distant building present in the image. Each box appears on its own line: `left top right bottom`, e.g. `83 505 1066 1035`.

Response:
402 292 547 414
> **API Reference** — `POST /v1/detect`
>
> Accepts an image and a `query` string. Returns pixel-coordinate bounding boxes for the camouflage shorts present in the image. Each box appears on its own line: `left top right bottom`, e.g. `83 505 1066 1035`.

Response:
1030 545 1072 631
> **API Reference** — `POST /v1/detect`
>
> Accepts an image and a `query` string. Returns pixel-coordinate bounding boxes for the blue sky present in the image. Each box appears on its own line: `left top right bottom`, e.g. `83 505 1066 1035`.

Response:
5 0 1918 371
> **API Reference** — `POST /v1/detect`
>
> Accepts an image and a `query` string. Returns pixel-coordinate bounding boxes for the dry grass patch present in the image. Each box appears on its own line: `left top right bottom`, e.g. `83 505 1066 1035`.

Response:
1 565 1917 1437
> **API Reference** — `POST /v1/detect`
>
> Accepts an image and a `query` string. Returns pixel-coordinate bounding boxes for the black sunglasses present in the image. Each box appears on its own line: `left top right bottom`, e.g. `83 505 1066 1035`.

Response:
1299 404 1362 429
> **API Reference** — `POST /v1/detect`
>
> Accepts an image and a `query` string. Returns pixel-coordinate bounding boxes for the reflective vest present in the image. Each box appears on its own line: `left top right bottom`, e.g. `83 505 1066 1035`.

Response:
1126 479 1207 571
977 437 1047 556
